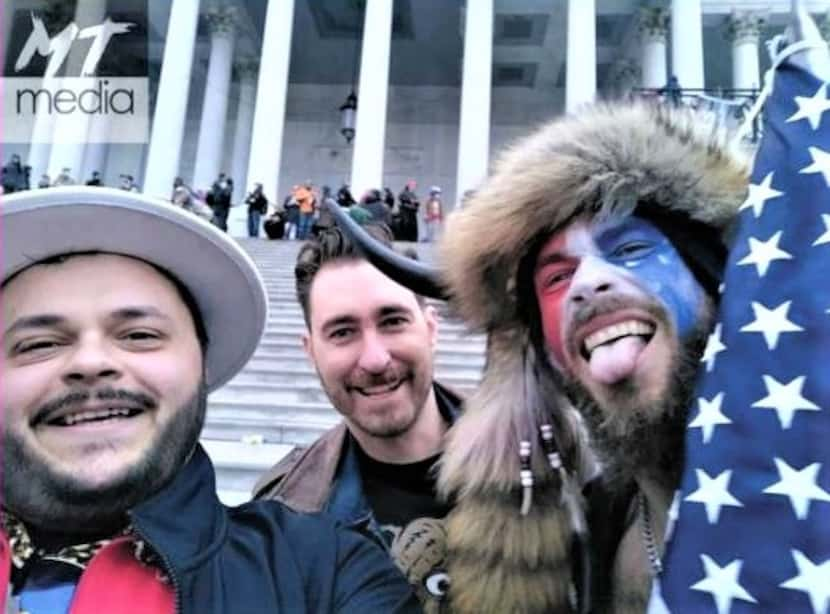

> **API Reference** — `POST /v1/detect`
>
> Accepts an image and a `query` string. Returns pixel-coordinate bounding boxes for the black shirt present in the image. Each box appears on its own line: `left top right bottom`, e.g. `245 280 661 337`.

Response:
355 446 450 545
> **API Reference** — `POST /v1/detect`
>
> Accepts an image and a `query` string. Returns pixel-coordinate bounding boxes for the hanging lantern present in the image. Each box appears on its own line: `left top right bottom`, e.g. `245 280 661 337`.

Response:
339 91 357 144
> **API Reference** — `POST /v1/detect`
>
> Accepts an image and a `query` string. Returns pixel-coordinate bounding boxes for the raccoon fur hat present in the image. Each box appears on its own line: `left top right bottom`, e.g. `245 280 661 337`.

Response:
436 102 748 614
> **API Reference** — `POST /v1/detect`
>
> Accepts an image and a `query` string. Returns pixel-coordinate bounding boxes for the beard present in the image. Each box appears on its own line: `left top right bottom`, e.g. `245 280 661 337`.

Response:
561 318 711 492
319 366 432 440
3 380 208 534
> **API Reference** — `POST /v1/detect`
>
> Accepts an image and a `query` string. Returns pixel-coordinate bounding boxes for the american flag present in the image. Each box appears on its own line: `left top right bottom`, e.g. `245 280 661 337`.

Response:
652 41 830 614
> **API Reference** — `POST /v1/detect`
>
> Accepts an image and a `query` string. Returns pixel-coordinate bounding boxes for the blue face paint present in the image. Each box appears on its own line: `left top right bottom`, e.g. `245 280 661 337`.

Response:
593 216 705 339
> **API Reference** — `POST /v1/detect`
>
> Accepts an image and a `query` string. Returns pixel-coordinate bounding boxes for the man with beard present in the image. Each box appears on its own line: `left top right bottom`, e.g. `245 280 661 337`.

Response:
254 226 463 612
435 104 747 613
322 102 748 612
0 187 419 613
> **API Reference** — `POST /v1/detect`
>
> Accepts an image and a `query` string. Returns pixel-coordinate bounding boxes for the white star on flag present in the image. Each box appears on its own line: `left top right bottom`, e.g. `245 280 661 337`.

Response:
740 300 804 350
787 84 830 130
780 550 830 614
763 458 830 520
737 231 793 277
689 392 731 444
691 555 757 614
701 323 726 372
685 469 743 524
800 146 830 187
751 374 820 429
814 214 830 246
739 172 784 218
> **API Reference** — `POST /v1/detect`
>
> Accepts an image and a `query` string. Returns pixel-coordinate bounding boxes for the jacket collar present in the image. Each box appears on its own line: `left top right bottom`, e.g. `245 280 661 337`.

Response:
128 444 226 572
254 423 348 513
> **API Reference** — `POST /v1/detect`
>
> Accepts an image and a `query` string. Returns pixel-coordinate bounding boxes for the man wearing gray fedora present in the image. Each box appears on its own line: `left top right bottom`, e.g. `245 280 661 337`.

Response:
0 187 419 613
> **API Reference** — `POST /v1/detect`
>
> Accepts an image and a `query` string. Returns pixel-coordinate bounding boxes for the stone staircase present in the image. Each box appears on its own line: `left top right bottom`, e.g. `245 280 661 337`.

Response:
201 238 486 505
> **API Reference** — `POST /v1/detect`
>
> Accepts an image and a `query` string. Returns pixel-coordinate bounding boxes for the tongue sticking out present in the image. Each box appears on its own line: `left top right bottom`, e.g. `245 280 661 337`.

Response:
588 336 648 385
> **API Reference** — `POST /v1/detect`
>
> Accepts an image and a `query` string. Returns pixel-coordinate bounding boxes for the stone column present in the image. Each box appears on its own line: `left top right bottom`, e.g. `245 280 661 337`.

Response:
192 4 237 191
26 4 81 182
565 0 596 112
455 0 493 207
671 0 704 90
231 59 258 202
725 12 764 90
246 0 295 205
227 59 258 237
820 11 830 44
47 0 107 183
81 104 112 182
350 0 394 198
143 0 201 199
27 116 56 185
639 7 669 89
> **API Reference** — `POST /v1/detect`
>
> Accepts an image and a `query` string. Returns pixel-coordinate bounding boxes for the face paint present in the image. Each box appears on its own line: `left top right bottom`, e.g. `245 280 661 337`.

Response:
533 216 706 368
592 217 704 339
533 231 578 367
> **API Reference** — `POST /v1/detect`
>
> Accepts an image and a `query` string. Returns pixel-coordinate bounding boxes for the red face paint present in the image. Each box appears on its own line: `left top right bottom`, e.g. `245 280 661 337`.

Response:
533 231 578 368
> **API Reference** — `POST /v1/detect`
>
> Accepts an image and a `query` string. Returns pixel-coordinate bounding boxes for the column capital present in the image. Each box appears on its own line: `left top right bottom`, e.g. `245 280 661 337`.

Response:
205 4 238 36
639 7 669 43
234 57 259 82
724 11 765 46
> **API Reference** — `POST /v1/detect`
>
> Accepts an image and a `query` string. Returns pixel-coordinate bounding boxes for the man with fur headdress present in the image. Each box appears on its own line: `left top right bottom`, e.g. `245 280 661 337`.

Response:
436 103 748 613
321 101 748 613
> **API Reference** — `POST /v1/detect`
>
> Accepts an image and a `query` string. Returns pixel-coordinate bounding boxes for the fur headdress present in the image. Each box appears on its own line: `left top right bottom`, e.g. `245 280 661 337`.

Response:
436 102 748 613
441 102 747 332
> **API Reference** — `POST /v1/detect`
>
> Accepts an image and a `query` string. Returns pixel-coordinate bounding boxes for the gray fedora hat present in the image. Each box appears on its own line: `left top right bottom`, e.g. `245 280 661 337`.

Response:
2 186 268 391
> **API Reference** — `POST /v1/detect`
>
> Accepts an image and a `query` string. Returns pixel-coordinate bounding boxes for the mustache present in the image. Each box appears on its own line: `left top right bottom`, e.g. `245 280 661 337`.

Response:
569 294 665 328
347 368 409 390
32 387 157 425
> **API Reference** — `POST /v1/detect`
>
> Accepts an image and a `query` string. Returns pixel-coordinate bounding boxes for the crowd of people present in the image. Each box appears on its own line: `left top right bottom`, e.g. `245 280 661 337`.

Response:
1 157 141 193
262 180 444 243
166 172 446 242
0 11 825 612
4 155 445 243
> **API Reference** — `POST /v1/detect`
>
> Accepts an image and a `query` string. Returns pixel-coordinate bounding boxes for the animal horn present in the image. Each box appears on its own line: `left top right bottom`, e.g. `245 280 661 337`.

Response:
325 199 450 300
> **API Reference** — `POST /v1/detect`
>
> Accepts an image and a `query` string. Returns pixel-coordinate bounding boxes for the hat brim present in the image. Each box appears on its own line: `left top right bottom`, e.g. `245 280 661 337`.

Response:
2 187 267 392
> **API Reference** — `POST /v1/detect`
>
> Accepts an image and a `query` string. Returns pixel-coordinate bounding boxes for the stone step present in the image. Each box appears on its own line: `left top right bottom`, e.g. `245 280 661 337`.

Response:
262 312 474 329
211 384 329 405
259 327 483 344
233 364 482 383
203 412 339 447
247 352 485 369
207 399 338 427
212 382 477 406
253 337 486 356
201 438 293 503
226 368 481 388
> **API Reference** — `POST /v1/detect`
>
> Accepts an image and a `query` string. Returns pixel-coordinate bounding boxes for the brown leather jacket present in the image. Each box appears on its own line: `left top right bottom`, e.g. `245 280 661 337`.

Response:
253 423 349 513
